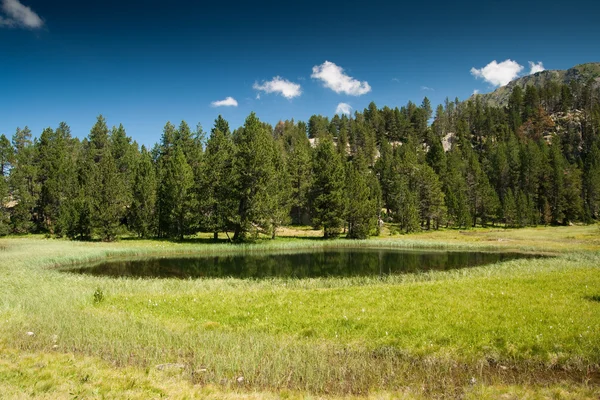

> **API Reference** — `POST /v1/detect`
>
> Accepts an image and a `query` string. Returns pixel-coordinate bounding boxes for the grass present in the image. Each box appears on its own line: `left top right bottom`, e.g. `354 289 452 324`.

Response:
1 225 599 398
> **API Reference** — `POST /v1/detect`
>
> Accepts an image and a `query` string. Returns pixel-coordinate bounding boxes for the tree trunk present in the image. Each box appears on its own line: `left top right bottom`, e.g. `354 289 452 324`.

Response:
213 231 218 240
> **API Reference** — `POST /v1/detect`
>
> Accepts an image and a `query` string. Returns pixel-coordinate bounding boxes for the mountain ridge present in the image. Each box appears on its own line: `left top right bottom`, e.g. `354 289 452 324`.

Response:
473 62 600 107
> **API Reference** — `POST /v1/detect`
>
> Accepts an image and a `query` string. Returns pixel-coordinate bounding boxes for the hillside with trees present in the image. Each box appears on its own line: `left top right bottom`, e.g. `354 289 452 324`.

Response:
474 62 600 107
1 68 599 241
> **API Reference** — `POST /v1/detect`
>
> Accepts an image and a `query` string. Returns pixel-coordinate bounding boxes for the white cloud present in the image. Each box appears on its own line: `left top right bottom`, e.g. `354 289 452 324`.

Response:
472 89 480 95
335 102 352 115
470 59 524 87
391 77 400 82
420 86 434 91
211 97 238 107
528 61 545 74
311 61 371 96
0 0 43 29
253 76 302 99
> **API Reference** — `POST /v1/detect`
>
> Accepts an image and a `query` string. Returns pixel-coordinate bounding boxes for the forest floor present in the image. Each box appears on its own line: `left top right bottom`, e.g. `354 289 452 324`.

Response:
0 225 599 399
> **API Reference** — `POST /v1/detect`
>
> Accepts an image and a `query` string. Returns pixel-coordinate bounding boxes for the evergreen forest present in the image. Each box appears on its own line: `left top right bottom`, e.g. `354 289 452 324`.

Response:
1 80 599 241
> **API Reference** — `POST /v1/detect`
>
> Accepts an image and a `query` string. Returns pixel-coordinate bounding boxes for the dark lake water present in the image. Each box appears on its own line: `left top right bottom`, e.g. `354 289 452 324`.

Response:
64 248 538 279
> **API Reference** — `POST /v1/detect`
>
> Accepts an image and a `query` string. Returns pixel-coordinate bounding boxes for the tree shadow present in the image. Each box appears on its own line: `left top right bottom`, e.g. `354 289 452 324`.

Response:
119 235 333 244
114 231 341 244
276 236 328 241
584 295 600 302
119 236 231 245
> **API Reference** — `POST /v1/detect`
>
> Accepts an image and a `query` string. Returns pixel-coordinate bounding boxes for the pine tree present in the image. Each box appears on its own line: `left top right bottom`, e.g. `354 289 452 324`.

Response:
77 116 127 241
562 164 583 224
35 123 78 235
418 164 447 229
350 116 377 163
310 135 346 238
489 141 511 200
516 190 529 227
507 86 523 132
503 189 517 227
232 112 277 240
174 121 198 162
35 127 58 233
389 137 420 233
0 162 9 235
282 121 312 225
506 133 522 193
548 139 565 224
308 115 329 139
90 146 125 241
265 138 292 238
463 149 499 227
9 127 38 233
164 147 195 240
523 85 540 122
346 152 379 239
156 122 177 237
393 176 420 233
444 147 471 228
111 124 136 210
365 101 385 144
425 130 446 176
88 115 110 160
201 116 236 240
0 134 13 177
130 146 157 238
477 173 501 227
0 134 13 235
520 140 543 223
374 138 394 215
560 84 573 113
337 124 349 159
65 138 93 240
175 121 204 200
583 143 600 219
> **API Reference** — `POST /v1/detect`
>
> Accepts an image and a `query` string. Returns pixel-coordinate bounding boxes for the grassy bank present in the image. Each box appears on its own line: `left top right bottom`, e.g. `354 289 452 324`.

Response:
1 225 599 398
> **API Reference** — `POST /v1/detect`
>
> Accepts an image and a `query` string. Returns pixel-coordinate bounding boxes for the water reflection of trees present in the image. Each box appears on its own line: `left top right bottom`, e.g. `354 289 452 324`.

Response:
71 250 533 279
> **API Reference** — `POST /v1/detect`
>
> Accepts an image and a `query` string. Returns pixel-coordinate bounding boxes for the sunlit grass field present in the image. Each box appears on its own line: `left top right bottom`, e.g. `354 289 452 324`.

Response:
1 225 599 398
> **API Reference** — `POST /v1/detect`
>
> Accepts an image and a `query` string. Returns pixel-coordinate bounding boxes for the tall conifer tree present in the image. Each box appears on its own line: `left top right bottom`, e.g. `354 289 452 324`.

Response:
130 146 157 238
202 116 236 239
232 112 277 240
310 136 346 238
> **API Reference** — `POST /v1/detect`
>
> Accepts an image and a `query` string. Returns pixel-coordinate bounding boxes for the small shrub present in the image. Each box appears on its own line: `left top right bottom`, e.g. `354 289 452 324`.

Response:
93 288 105 304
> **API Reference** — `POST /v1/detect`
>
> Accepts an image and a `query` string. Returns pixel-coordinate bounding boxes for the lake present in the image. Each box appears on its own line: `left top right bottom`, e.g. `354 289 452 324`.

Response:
63 248 539 279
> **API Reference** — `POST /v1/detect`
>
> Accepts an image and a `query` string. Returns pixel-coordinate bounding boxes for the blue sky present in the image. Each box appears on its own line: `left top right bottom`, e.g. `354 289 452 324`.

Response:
1 0 599 146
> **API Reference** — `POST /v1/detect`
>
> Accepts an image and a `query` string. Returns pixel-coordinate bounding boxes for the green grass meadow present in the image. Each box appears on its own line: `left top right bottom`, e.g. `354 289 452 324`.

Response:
1 225 599 398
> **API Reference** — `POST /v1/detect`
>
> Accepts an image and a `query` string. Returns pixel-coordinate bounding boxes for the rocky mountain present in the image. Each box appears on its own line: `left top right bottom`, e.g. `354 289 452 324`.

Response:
473 62 600 107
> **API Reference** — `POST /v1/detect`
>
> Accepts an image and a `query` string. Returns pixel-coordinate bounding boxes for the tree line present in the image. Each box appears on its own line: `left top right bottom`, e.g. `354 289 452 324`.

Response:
1 79 599 241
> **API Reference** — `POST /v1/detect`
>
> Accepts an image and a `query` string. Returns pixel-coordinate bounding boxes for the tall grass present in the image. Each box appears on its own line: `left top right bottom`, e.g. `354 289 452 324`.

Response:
1 225 599 397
